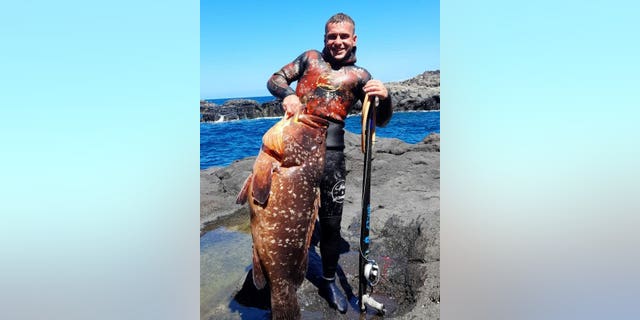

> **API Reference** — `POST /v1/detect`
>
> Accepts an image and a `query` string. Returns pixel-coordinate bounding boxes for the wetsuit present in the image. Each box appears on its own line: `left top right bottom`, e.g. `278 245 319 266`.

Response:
267 47 392 280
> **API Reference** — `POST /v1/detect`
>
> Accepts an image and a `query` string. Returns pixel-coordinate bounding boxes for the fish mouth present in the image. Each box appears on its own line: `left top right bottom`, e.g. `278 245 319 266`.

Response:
296 114 329 129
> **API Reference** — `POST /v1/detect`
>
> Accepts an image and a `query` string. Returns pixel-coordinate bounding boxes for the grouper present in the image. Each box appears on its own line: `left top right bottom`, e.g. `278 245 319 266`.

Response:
236 112 329 320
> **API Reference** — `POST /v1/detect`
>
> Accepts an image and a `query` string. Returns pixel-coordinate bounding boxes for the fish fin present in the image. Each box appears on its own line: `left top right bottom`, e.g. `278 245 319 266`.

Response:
295 250 309 286
262 121 285 159
297 189 321 284
299 188 321 283
252 246 267 289
252 161 277 206
236 174 253 204
305 189 321 249
313 188 321 213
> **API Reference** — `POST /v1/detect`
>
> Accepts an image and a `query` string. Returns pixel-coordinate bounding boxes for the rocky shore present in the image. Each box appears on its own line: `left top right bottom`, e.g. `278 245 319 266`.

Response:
200 70 440 122
201 131 440 319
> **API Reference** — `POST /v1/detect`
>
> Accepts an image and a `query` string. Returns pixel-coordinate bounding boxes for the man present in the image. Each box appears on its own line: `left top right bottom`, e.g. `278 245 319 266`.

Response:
267 12 392 313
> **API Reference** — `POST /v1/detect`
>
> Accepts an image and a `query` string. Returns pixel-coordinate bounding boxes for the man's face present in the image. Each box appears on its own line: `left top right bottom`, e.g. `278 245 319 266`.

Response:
324 22 357 61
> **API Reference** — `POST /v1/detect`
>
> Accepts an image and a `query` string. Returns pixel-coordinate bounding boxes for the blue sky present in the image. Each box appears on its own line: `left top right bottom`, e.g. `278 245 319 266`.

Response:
201 0 440 99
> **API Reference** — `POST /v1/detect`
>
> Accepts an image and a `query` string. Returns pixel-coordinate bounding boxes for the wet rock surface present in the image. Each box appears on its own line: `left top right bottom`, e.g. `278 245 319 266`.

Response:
200 70 439 122
201 131 440 319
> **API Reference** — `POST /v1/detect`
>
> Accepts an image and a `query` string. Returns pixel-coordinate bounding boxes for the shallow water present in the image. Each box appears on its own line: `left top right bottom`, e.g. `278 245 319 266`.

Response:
201 226 400 319
200 227 255 320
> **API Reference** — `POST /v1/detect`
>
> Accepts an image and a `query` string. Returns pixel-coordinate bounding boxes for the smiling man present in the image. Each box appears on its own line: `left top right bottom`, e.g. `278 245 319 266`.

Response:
266 12 393 314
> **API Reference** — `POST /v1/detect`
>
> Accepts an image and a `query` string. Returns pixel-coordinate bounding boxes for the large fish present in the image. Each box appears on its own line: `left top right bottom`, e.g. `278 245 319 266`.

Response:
236 112 329 320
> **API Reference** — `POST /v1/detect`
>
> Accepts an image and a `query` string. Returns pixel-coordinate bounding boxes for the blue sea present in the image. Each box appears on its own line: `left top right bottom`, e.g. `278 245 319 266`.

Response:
200 96 439 169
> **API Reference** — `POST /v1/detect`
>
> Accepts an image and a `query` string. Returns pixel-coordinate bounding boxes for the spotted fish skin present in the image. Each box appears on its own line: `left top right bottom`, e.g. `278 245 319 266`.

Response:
237 113 328 320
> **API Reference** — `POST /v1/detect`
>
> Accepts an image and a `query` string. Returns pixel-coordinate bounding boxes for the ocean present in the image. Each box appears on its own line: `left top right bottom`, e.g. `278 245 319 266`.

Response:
200 96 439 169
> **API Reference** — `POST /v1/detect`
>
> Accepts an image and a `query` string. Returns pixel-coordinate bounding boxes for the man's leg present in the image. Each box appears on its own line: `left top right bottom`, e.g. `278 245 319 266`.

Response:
317 149 348 313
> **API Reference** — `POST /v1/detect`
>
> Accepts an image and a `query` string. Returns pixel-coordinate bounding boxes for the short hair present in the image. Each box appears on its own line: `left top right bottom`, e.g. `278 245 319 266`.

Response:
325 13 355 33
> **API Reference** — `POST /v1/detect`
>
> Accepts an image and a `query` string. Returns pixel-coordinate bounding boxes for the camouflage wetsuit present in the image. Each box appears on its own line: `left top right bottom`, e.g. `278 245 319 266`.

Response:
267 47 392 279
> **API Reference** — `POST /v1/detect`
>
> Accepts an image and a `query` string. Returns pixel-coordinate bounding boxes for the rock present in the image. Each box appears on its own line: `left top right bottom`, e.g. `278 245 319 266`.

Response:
373 137 413 155
419 133 440 152
200 99 286 122
200 100 220 121
386 70 440 112
201 132 440 319
200 157 254 230
256 100 285 118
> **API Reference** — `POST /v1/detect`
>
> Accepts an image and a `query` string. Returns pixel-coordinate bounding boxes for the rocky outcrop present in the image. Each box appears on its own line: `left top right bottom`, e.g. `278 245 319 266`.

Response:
201 70 440 122
201 132 440 319
385 70 440 112
200 99 283 122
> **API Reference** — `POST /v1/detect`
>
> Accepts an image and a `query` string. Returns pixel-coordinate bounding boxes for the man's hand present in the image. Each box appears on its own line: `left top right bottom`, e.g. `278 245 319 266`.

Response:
283 94 303 117
363 79 389 100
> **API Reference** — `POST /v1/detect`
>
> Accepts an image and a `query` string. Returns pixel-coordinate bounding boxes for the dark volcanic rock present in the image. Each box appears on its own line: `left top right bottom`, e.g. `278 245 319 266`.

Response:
200 157 254 229
386 70 440 112
256 100 285 118
201 99 284 122
200 100 218 120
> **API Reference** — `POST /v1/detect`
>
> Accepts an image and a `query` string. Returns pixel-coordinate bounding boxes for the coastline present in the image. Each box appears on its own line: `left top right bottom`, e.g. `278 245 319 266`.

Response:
200 70 440 123
200 110 440 127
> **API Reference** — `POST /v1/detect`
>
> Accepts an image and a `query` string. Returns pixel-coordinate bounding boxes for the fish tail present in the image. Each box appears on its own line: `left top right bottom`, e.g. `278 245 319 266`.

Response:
270 285 301 320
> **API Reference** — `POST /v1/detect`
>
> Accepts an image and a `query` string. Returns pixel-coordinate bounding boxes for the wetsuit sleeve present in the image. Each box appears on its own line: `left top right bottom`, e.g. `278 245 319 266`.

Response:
358 70 393 127
267 51 307 99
